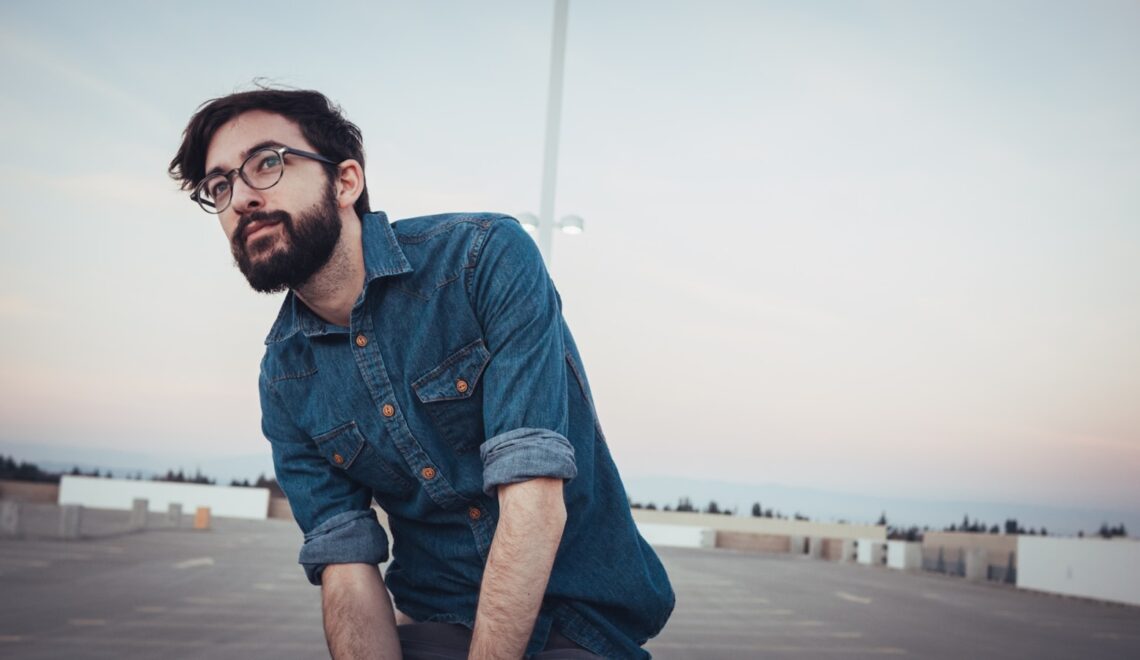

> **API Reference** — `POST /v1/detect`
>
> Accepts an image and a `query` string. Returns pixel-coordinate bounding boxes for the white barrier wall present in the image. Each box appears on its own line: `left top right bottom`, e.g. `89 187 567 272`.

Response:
1017 536 1140 607
58 476 270 521
856 539 886 565
887 541 922 571
631 508 885 541
635 521 715 549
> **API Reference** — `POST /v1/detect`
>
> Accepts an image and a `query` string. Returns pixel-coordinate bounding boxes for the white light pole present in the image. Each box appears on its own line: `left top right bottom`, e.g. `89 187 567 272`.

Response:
521 0 582 265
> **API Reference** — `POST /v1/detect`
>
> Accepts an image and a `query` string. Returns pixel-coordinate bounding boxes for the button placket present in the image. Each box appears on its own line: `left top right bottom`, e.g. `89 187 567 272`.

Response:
348 307 467 511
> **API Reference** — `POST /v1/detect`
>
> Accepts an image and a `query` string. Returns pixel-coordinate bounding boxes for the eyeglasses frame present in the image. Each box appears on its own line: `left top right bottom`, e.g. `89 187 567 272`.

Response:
190 145 339 214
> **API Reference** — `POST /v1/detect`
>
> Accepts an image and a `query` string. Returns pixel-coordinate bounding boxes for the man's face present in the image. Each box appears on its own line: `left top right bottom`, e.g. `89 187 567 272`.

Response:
204 110 341 292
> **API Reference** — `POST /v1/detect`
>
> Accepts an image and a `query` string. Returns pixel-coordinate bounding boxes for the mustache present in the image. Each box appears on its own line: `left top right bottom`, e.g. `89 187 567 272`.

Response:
235 209 292 241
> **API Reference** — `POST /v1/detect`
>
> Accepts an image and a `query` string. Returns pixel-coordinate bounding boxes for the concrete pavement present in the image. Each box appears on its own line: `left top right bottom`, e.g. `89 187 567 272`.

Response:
1 507 1138 659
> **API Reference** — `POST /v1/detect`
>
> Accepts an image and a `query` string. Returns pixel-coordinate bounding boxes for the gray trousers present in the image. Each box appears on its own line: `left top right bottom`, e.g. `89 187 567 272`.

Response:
398 622 602 659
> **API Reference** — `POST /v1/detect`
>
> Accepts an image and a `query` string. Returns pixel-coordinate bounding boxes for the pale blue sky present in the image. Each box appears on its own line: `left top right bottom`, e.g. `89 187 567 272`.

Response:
1 1 1137 514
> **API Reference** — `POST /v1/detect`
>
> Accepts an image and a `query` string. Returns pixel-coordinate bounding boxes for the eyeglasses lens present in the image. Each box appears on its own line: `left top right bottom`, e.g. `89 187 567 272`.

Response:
195 148 286 214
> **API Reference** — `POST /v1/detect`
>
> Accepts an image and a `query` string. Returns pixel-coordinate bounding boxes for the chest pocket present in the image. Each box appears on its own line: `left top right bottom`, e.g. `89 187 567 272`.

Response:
313 421 415 498
412 339 491 454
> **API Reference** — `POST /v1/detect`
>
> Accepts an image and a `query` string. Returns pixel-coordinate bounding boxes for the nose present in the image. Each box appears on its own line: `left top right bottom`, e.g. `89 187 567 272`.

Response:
228 176 265 216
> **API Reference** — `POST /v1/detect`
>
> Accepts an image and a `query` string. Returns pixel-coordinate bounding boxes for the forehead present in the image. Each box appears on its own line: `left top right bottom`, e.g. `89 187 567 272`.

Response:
205 110 311 172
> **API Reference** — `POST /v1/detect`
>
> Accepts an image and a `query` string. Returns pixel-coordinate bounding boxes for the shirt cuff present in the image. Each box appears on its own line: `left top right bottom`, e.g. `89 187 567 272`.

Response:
298 509 390 585
480 427 577 497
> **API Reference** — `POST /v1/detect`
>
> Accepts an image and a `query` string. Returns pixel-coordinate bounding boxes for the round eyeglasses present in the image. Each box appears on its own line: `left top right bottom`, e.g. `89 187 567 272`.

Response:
191 145 338 214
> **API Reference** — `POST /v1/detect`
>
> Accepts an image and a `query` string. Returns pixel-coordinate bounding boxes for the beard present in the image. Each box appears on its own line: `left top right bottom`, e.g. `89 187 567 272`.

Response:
231 182 341 293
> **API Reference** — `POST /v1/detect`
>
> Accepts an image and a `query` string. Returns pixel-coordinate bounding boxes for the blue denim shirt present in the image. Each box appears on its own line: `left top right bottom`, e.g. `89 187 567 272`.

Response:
259 212 674 658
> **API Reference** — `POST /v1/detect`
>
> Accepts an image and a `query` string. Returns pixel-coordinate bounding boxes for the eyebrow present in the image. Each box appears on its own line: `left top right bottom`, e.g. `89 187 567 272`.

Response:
204 140 284 178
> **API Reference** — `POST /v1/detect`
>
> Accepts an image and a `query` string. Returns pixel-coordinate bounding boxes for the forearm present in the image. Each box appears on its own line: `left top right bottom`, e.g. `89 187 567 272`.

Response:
470 478 567 659
321 563 402 660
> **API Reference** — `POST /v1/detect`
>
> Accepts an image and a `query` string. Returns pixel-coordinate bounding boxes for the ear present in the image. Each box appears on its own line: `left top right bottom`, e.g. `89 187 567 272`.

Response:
333 159 365 210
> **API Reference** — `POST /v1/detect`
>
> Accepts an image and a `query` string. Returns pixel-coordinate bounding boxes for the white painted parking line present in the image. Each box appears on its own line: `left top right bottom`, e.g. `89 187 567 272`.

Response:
836 590 873 604
174 557 214 569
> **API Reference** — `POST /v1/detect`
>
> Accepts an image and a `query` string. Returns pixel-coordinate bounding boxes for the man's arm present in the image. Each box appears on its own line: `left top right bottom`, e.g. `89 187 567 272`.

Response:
321 563 403 660
469 477 567 659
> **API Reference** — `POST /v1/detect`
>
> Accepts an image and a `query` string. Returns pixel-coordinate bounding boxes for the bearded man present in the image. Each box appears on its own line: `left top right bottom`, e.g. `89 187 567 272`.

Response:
169 88 673 659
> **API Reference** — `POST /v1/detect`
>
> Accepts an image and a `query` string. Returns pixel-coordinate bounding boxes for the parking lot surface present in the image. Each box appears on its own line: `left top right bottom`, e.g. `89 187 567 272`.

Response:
1 508 1138 659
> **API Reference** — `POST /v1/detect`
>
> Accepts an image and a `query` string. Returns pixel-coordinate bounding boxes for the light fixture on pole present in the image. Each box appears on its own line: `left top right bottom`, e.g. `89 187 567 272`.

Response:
520 212 585 237
519 0 582 266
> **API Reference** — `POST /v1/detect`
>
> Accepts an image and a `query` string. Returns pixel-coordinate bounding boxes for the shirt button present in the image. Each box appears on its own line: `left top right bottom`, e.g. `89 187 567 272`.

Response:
455 379 469 394
333 453 345 465
421 466 436 480
382 404 395 417
355 334 368 348
468 507 482 520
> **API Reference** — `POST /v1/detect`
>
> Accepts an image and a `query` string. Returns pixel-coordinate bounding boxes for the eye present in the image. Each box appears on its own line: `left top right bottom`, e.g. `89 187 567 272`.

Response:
207 178 231 199
257 153 282 171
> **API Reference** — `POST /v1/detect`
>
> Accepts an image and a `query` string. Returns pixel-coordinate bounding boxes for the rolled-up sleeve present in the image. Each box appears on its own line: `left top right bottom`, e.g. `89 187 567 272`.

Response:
480 427 576 497
298 509 390 585
260 371 390 585
470 218 579 494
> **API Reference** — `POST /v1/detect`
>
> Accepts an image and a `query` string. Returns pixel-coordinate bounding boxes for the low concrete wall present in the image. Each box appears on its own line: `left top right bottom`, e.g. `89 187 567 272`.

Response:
821 538 848 561
922 531 1018 571
0 480 60 503
630 509 885 541
58 476 270 521
1017 537 1140 607
887 541 922 571
268 497 293 520
789 536 809 555
635 522 715 549
716 531 790 553
857 539 886 565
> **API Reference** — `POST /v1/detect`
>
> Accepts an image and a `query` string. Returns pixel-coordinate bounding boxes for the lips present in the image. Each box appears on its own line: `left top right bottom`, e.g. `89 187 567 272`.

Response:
242 219 280 243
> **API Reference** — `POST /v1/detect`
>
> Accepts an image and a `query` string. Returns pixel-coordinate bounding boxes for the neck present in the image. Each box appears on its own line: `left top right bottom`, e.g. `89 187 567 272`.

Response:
294 212 364 327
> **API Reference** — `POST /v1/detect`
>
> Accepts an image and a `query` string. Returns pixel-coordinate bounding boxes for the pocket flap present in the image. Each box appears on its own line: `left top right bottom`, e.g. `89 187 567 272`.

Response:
312 421 366 470
412 339 491 404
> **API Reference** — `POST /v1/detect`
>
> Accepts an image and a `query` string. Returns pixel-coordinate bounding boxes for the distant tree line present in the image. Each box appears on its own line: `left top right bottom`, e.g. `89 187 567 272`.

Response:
937 515 1051 537
624 500 1132 541
155 468 215 485
0 454 61 484
1096 523 1128 539
628 496 808 521
230 474 285 498
0 454 283 496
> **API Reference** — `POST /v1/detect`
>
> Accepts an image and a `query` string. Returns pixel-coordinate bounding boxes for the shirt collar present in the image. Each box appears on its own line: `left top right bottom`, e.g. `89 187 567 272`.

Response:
264 211 412 344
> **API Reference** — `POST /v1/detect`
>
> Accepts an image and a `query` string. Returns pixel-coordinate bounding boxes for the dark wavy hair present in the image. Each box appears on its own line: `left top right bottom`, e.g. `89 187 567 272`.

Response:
169 87 370 217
